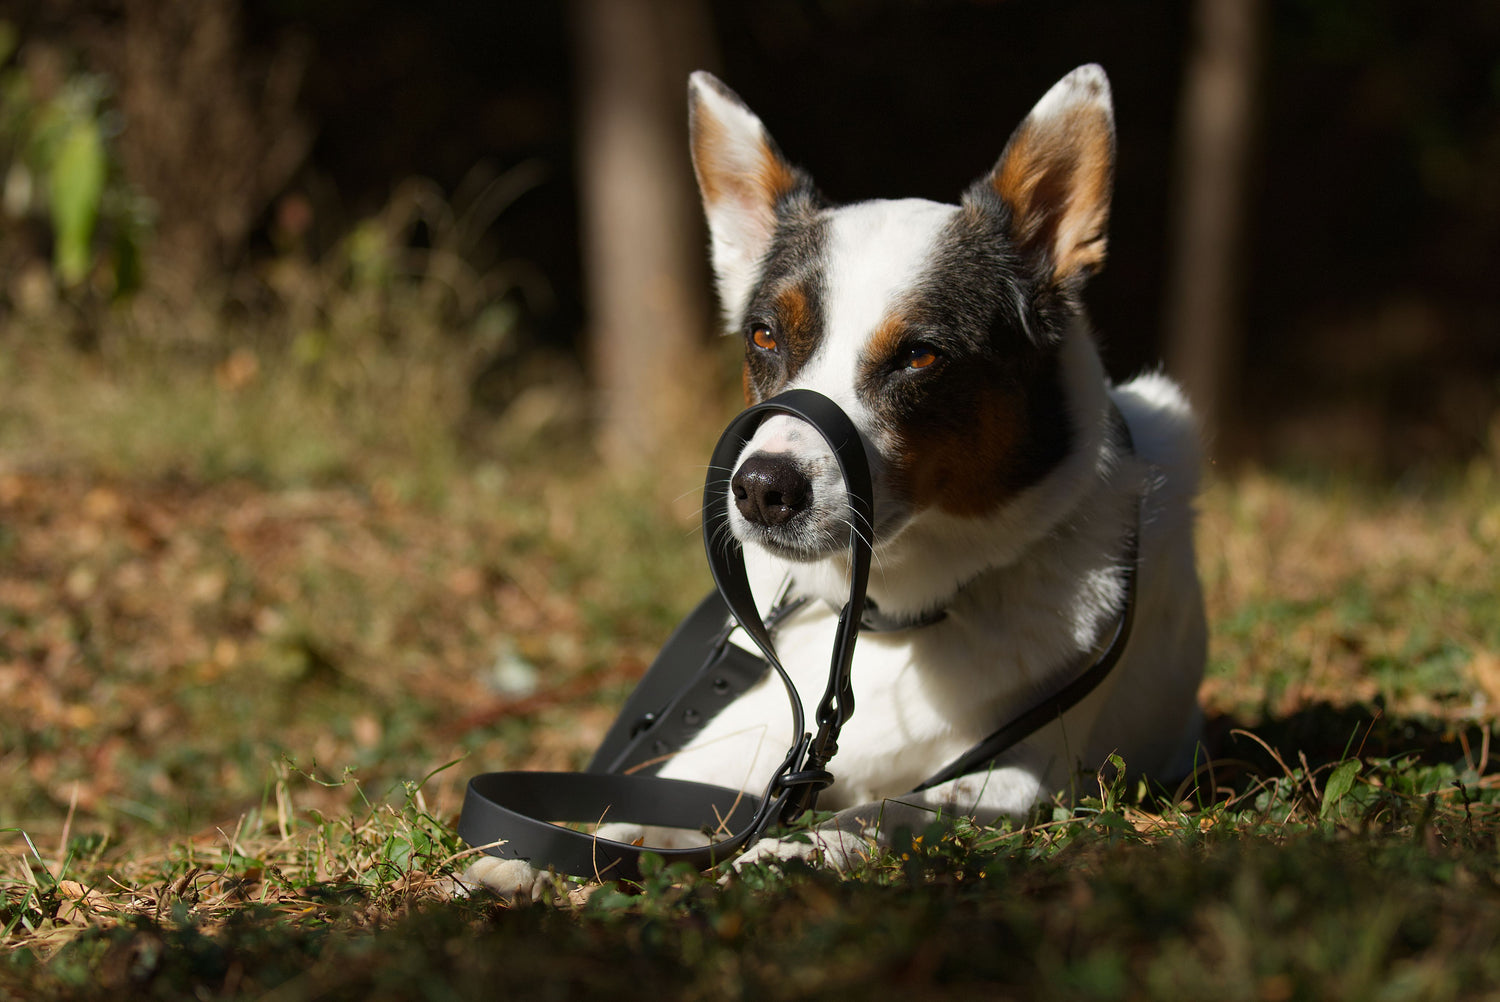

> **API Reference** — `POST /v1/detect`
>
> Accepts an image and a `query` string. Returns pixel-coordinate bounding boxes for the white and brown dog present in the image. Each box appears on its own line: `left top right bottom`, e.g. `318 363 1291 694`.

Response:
471 65 1205 896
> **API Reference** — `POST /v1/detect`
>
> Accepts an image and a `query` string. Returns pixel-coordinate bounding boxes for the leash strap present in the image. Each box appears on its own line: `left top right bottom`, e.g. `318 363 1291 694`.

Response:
701 389 873 824
457 389 872 881
585 589 751 776
588 590 809 777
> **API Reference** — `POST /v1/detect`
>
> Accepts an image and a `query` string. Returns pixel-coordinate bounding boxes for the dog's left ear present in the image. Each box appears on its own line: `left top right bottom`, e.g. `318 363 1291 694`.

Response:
988 64 1115 286
688 71 803 322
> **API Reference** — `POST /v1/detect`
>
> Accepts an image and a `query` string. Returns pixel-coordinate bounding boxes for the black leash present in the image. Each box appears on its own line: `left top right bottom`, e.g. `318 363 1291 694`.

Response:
457 393 1142 881
458 389 872 882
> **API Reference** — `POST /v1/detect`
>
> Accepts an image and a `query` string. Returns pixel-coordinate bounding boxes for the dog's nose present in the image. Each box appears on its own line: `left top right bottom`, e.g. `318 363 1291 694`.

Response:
732 454 812 527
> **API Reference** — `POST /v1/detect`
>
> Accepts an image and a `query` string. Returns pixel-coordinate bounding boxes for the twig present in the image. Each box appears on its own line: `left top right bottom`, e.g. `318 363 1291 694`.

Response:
54 783 81 878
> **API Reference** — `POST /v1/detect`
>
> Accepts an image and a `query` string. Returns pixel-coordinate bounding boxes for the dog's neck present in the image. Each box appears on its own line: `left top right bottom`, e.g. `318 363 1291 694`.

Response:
858 594 949 633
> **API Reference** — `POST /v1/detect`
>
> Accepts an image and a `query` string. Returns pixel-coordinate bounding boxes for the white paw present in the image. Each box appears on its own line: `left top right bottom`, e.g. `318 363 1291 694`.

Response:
595 822 712 851
459 855 553 902
730 827 875 875
730 835 821 873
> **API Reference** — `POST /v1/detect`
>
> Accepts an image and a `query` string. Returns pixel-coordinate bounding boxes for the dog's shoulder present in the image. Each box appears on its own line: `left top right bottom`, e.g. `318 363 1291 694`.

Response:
1111 371 1203 499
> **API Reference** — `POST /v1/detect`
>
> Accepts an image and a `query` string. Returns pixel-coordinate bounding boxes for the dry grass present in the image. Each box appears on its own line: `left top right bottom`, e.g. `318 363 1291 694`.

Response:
1198 458 1500 720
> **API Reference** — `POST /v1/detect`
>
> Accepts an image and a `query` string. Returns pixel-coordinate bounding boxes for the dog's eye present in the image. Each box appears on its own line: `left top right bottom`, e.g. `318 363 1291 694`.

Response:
905 345 939 370
750 325 778 351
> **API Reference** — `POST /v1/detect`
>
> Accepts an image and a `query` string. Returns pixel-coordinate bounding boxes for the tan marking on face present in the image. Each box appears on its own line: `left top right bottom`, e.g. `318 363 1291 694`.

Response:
894 388 1032 516
772 283 821 372
861 309 909 373
992 105 1113 282
774 283 810 332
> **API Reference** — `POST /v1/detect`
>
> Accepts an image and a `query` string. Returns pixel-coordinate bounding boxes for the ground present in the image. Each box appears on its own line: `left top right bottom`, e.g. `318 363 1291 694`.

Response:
3 337 1500 1000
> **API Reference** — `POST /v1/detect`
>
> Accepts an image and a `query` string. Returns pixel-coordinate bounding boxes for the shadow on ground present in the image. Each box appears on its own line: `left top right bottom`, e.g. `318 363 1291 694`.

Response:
1199 700 1487 797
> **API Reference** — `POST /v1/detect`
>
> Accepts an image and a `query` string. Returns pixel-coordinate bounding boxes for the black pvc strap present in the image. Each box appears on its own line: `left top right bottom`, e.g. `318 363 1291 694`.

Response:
457 772 763 880
591 636 771 777
585 589 741 775
701 388 873 826
457 389 872 882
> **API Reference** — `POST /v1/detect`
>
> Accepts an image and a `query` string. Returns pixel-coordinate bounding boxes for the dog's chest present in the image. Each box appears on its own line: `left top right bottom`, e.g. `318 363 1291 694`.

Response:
658 602 1010 806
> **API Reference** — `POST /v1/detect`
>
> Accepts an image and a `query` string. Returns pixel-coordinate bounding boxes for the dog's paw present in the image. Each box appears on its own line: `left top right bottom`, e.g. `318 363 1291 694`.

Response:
730 835 822 874
730 827 876 876
459 856 554 903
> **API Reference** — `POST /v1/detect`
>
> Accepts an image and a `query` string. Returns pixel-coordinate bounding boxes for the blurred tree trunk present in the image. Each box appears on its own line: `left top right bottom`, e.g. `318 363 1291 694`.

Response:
1165 0 1263 448
573 0 718 471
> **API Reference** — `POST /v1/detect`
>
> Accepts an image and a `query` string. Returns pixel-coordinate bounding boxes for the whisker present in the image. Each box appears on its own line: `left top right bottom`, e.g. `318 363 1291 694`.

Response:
841 514 886 577
680 479 735 529
708 519 740 556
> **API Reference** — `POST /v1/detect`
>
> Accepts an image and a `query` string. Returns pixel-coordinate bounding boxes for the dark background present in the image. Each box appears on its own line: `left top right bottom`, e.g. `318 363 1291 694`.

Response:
6 0 1499 472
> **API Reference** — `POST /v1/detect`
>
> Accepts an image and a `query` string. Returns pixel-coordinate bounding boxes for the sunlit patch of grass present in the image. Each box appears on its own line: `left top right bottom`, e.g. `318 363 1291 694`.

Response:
1197 462 1500 720
1 763 483 968
0 464 709 847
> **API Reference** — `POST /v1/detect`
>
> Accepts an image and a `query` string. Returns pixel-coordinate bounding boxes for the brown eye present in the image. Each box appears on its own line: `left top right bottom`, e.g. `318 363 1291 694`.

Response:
751 325 778 351
906 346 938 369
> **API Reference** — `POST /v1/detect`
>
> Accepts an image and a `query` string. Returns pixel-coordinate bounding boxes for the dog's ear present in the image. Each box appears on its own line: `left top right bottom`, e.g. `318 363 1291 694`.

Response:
689 71 800 320
988 64 1115 286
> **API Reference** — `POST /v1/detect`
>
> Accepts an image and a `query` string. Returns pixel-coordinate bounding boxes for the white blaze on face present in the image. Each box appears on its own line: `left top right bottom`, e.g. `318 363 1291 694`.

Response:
798 198 959 420
729 198 959 554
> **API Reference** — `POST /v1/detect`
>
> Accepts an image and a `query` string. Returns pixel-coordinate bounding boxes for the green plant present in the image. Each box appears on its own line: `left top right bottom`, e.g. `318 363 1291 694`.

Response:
0 24 150 298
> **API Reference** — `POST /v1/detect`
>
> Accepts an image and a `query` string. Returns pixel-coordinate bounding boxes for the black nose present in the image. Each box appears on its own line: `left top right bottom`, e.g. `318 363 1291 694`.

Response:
732 454 812 527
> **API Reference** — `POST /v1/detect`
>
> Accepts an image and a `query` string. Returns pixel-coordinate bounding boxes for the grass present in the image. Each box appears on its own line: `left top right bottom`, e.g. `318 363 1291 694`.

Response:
2 320 1500 999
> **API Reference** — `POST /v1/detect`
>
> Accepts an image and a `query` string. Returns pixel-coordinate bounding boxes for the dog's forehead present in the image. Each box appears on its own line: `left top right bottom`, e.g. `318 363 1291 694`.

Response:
796 198 959 401
823 198 959 335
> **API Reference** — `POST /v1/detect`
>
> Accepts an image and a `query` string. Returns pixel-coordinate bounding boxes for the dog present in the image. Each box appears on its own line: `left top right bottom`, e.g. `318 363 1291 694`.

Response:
468 64 1205 898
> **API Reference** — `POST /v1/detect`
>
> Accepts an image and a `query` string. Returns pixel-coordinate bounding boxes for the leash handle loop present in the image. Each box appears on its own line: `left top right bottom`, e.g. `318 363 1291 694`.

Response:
701 389 873 825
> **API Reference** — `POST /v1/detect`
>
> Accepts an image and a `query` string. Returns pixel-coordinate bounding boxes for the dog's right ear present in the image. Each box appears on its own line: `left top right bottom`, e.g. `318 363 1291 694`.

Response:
986 64 1116 288
689 71 800 320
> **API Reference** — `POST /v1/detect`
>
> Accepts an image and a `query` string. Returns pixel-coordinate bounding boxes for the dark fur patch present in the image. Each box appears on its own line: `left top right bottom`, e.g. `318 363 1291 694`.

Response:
738 191 829 402
858 192 1075 516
